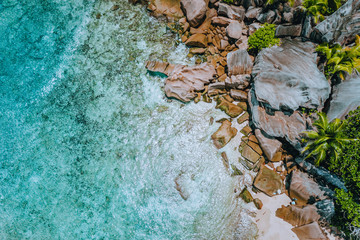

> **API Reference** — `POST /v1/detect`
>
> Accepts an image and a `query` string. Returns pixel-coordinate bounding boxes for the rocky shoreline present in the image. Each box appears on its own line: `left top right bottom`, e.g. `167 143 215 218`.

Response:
125 0 359 239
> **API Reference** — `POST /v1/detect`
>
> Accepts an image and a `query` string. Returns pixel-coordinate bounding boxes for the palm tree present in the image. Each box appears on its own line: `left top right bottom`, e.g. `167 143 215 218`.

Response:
302 112 354 166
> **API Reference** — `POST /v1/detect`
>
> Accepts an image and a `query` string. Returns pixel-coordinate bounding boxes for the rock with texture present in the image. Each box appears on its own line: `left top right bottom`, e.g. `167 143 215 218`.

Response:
291 222 327 240
276 204 320 227
240 144 261 164
185 33 207 48
216 97 244 117
227 49 253 75
275 24 302 37
253 198 263 209
180 0 207 27
253 165 284 197
289 171 327 206
252 39 330 111
148 0 184 20
230 89 247 101
218 3 245 21
255 129 282 161
165 63 216 102
239 187 254 203
327 70 360 121
226 21 243 40
211 120 237 149
245 7 262 20
211 16 232 27
146 61 179 76
312 0 360 45
225 74 250 90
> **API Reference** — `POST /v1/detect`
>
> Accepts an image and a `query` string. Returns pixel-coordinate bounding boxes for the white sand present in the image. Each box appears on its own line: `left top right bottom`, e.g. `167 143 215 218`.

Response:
252 192 299 240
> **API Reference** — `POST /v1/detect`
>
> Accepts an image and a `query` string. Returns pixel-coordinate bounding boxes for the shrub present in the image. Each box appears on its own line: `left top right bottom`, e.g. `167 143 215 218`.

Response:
335 189 360 228
222 0 234 4
248 23 280 55
303 0 343 23
316 35 360 80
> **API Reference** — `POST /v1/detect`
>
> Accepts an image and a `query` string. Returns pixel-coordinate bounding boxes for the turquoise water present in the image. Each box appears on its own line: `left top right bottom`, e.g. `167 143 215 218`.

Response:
0 1 256 239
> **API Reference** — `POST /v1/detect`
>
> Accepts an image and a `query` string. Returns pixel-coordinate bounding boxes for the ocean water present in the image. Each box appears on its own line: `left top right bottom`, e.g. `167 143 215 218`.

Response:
0 0 257 239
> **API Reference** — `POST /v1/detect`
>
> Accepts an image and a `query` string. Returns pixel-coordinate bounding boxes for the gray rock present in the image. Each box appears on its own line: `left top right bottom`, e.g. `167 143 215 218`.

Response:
248 22 262 35
242 0 256 9
218 3 245 21
315 199 335 222
275 24 302 37
327 70 360 121
245 7 262 20
301 15 312 39
283 12 293 23
257 10 275 23
225 74 251 89
164 63 216 102
230 89 248 101
249 88 308 150
227 49 253 75
180 0 207 27
226 21 243 40
312 0 360 45
255 129 282 161
252 39 330 111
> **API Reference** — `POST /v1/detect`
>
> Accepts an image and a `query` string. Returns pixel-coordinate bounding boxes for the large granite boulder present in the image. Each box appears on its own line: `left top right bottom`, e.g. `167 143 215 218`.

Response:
255 129 282 161
312 0 360 45
249 88 308 150
211 120 237 149
180 0 207 27
253 165 284 197
227 49 253 76
327 70 360 121
289 171 328 206
164 63 216 102
252 39 330 111
291 222 327 240
276 204 320 227
147 0 184 20
218 3 245 21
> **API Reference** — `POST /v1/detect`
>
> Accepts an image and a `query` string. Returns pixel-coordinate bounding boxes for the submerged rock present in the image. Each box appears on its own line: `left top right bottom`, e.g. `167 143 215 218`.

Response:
327 70 360 121
312 0 360 45
252 39 330 111
211 120 237 149
253 165 284 197
180 0 207 27
164 63 216 102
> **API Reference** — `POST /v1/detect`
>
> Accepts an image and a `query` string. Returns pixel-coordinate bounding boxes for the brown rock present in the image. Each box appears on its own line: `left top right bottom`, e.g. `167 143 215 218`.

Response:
145 61 178 76
292 222 328 240
240 125 252 136
230 89 247 101
216 65 225 76
255 129 282 162
185 33 207 48
237 112 249 124
276 205 321 227
227 49 253 75
237 102 247 111
240 144 261 164
271 151 282 162
218 74 227 82
211 16 232 27
216 97 244 118
221 151 229 169
223 94 234 102
165 63 216 102
276 166 282 172
208 45 216 55
275 24 302 38
211 120 237 149
181 34 188 43
253 165 284 197
253 198 263 209
189 48 206 54
239 187 254 203
289 171 327 206
248 134 258 143
248 141 263 155
180 0 207 27
148 0 184 20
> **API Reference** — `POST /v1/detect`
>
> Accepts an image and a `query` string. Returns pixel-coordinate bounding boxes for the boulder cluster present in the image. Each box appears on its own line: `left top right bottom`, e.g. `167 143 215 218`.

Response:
141 0 360 239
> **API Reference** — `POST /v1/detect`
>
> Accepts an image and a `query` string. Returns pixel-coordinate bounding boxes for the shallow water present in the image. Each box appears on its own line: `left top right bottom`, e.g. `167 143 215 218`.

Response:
0 1 256 239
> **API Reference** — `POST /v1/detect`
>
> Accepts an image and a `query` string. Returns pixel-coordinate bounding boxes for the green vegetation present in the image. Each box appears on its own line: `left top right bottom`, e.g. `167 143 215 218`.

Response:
222 0 234 4
248 23 280 55
302 112 353 166
316 36 360 80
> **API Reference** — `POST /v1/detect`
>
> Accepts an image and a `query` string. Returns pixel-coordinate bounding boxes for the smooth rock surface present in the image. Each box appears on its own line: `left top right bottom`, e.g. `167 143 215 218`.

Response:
211 16 232 27
275 24 302 37
289 171 327 206
211 120 237 149
165 63 216 102
255 129 282 161
254 165 284 197
291 222 327 240
327 70 360 121
226 21 243 40
276 204 320 227
252 39 330 111
227 49 253 75
185 33 207 48
180 0 207 27
312 0 360 45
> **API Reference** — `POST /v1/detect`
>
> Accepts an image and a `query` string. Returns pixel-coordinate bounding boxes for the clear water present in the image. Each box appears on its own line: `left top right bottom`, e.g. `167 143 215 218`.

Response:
0 0 257 239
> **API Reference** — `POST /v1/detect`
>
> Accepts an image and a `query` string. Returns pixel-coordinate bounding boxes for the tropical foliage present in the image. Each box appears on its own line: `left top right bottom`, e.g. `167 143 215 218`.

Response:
248 23 280 55
222 0 234 4
302 0 343 23
335 189 360 228
316 35 360 80
302 112 353 166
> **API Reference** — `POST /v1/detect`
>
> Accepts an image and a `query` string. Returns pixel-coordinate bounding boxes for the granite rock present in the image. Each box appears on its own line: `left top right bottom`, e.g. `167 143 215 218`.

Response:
211 119 237 149
227 49 253 75
180 0 207 27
